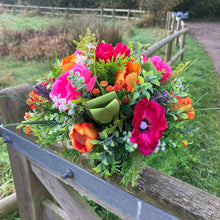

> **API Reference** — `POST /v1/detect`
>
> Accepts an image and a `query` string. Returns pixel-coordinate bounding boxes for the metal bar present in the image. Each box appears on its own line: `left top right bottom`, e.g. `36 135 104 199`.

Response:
1 127 178 220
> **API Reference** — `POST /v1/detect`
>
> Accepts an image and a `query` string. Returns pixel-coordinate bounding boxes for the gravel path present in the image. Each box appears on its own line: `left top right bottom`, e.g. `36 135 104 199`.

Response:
185 21 220 76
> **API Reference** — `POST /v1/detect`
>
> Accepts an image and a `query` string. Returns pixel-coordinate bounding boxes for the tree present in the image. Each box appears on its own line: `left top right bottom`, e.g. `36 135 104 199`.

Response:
140 0 182 26
174 0 220 20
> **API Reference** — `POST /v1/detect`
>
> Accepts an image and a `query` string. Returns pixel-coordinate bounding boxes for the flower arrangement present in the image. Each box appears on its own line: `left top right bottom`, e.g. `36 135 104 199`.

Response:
20 29 196 186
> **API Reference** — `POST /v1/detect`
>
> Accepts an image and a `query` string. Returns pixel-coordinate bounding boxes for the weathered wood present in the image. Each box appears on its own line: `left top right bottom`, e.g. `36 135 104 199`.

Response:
135 167 220 220
30 159 133 220
168 48 186 66
0 84 52 220
175 17 181 47
1 4 142 20
145 27 188 57
6 146 52 220
0 84 32 127
0 193 18 218
180 23 187 60
165 30 173 63
31 162 101 220
42 199 70 220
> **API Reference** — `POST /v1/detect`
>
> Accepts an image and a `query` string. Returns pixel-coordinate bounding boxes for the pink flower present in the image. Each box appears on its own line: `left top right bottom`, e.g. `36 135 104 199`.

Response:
142 55 172 82
95 42 114 63
50 64 96 106
114 43 130 58
130 98 167 155
142 54 149 64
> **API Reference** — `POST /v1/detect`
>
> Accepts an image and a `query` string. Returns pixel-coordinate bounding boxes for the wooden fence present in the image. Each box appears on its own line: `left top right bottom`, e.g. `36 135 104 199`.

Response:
1 84 220 219
145 12 188 65
0 3 145 20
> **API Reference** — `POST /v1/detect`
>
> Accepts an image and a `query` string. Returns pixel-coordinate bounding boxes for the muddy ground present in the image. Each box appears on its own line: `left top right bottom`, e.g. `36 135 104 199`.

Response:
185 21 220 76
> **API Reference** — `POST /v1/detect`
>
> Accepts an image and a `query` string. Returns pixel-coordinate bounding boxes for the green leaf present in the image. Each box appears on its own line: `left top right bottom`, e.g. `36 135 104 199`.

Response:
90 139 99 145
151 79 160 86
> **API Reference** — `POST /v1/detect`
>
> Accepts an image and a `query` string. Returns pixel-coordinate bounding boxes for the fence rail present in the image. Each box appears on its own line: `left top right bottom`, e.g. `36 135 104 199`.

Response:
145 12 188 65
0 3 145 20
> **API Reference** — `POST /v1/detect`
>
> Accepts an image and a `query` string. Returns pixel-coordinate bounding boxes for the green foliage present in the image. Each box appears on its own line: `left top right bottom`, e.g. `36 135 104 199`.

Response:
174 0 220 20
94 55 127 84
73 28 96 54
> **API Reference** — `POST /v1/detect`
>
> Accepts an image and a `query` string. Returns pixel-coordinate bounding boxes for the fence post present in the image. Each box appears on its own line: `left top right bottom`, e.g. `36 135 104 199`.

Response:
12 5 15 15
112 8 115 19
166 11 171 30
170 14 175 32
51 6 54 17
0 84 52 220
179 23 187 60
165 30 173 63
101 7 103 19
66 7 69 18
127 9 130 20
175 17 181 47
24 3 27 15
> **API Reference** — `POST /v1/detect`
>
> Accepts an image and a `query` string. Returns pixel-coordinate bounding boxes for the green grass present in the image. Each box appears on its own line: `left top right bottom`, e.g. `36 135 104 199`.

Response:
0 57 54 90
0 140 14 199
0 14 59 31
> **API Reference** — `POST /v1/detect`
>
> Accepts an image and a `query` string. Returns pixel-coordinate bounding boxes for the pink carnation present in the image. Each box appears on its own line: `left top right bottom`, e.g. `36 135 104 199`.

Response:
142 55 172 82
130 98 167 155
50 64 96 107
95 42 114 63
114 43 130 58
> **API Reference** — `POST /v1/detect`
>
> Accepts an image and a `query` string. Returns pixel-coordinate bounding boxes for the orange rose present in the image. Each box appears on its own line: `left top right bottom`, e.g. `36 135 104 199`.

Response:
62 54 79 72
69 123 98 153
171 96 195 120
115 61 141 86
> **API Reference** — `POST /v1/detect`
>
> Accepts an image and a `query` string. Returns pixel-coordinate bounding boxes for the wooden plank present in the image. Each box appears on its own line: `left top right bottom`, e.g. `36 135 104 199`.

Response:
7 147 51 220
165 30 173 63
30 160 132 220
42 199 70 220
0 84 52 220
31 162 101 220
168 48 186 65
0 193 18 219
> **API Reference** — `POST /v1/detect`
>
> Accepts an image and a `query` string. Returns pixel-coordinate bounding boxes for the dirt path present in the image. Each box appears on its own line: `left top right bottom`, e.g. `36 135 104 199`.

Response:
185 21 220 75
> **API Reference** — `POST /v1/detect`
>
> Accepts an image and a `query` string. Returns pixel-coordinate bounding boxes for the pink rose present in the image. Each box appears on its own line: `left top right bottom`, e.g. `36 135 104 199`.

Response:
95 42 114 63
142 55 172 82
130 98 167 155
114 43 130 58
50 64 96 106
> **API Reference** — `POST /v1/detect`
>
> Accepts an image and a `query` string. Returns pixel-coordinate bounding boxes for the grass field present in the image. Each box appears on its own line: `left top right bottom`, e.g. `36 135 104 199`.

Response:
0 13 220 219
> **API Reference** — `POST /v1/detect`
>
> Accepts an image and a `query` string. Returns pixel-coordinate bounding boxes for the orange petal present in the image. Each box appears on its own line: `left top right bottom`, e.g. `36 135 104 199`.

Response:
126 62 141 76
124 72 139 86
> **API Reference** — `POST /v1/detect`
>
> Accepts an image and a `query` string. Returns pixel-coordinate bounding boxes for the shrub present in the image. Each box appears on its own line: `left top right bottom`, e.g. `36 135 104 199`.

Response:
0 15 131 60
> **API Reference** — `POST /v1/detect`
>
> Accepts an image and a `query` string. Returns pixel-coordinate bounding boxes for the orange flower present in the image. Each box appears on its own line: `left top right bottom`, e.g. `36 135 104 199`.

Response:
25 125 32 135
92 88 100 95
182 141 188 147
106 86 114 92
114 84 121 91
171 96 195 120
123 97 129 103
61 54 79 72
100 81 108 87
25 112 30 119
69 123 98 153
115 61 141 86
127 85 134 92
